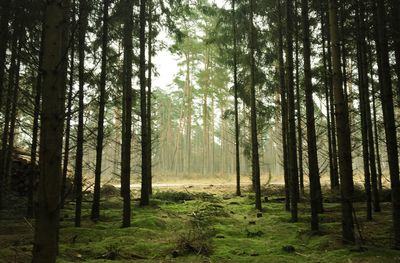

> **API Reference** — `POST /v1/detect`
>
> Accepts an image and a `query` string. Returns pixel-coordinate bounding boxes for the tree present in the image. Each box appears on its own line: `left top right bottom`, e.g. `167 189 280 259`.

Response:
286 0 299 222
232 0 241 197
0 0 11 112
121 0 134 227
374 0 400 249
301 0 320 232
277 0 290 212
328 0 355 243
74 0 89 228
31 0 69 260
140 0 150 207
249 0 261 212
91 0 110 221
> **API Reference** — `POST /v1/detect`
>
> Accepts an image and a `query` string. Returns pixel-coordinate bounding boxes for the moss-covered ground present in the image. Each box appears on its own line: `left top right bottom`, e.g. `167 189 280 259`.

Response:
1 184 400 262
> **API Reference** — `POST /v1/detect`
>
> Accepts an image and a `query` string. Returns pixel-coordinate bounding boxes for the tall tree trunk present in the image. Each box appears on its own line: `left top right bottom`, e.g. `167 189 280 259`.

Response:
301 0 320 232
121 0 133 227
328 0 355 243
91 0 109 221
374 0 400 249
249 0 262 212
277 0 290 212
389 0 400 102
355 1 372 220
294 0 304 195
321 0 340 190
370 56 383 191
61 0 76 207
0 22 19 203
74 0 89 227
147 0 153 196
232 0 241 196
28 19 45 217
0 0 11 112
140 0 149 206
31 0 69 260
5 33 22 194
286 0 299 222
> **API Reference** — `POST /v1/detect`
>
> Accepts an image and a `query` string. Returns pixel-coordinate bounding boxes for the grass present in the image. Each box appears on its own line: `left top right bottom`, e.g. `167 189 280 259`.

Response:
1 186 400 262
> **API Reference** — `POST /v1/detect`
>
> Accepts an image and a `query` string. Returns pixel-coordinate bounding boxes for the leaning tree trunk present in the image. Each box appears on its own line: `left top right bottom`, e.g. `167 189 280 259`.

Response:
31 0 69 261
328 0 355 244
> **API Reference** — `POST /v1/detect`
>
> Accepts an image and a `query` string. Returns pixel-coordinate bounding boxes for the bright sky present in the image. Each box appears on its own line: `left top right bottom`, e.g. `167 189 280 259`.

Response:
152 0 227 92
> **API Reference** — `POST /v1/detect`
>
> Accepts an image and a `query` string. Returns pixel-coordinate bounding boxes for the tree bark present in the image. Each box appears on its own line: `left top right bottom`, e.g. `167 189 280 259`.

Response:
232 0 241 196
301 0 320 232
74 0 89 227
91 0 109 221
328 0 355 244
286 0 299 222
374 0 400 249
121 0 133 227
249 0 262 212
31 0 69 260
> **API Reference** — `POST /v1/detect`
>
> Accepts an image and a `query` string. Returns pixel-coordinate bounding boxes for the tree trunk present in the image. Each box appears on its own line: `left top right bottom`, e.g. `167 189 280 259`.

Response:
121 0 133 227
328 0 355 243
374 0 400 249
147 0 153 196
277 0 290 212
233 0 241 196
294 0 304 195
355 0 372 220
286 0 299 222
61 0 76 207
0 0 11 112
249 0 262 212
140 0 149 206
389 0 400 102
31 0 69 260
74 0 89 227
301 0 320 232
91 0 109 221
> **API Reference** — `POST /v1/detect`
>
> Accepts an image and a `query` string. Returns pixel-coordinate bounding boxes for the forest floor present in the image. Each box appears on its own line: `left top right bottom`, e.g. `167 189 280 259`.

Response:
1 183 400 262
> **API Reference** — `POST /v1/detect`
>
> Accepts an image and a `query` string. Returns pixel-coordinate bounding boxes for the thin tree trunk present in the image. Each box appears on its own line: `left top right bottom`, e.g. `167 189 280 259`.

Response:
91 0 109 221
389 0 400 102
147 0 153 196
140 0 150 206
249 0 262 212
294 0 304 195
233 0 241 196
286 0 299 222
74 0 89 227
61 0 76 207
0 0 11 112
301 0 320 232
277 0 290 212
355 2 372 220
